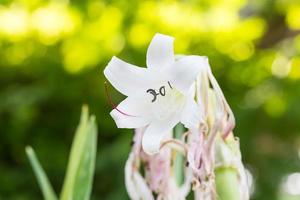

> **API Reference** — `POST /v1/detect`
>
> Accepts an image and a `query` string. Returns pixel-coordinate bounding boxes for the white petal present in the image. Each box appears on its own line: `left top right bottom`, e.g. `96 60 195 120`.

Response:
125 153 154 200
110 96 151 128
167 56 207 94
104 56 150 96
142 115 180 155
125 153 140 200
181 97 202 131
133 171 155 200
146 33 175 70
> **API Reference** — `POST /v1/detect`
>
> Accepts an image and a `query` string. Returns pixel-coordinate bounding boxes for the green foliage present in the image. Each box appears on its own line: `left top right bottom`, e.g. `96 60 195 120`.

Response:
25 147 58 200
60 106 97 200
26 106 97 200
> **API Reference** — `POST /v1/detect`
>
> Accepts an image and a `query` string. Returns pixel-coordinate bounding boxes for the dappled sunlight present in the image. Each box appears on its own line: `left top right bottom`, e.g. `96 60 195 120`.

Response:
228 41 254 61
0 6 30 40
263 94 287 118
0 0 269 72
31 3 79 44
128 23 153 48
286 5 300 30
61 5 124 73
3 41 34 65
289 57 300 80
271 54 292 78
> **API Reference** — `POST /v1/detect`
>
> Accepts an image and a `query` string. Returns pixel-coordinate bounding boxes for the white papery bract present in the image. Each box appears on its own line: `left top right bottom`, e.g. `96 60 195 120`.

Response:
104 33 205 155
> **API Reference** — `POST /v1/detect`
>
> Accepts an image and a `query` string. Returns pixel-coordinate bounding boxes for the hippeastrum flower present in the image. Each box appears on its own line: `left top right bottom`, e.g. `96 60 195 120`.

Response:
104 33 206 154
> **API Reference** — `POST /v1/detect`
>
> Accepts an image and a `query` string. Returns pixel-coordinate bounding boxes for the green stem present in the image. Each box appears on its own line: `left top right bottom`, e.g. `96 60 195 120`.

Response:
174 123 185 186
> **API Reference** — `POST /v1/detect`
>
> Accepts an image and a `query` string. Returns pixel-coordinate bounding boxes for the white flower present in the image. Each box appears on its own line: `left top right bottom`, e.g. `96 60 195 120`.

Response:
104 33 207 154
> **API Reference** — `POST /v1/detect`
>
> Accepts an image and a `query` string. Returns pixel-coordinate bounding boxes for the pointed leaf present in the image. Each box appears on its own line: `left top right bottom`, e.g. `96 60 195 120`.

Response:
26 146 58 200
60 106 98 200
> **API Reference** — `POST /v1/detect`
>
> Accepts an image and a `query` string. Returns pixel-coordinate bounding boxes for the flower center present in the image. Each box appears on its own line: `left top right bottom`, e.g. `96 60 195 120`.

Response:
148 83 185 120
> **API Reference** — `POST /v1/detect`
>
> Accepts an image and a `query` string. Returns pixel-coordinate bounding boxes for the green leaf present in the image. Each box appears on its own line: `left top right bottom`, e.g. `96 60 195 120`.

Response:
60 105 98 200
25 146 58 200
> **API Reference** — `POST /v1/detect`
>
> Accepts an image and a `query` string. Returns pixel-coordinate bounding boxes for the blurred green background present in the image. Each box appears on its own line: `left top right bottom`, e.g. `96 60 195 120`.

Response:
0 0 300 199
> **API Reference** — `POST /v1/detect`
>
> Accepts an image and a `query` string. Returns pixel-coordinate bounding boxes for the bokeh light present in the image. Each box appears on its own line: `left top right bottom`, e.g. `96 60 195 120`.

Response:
281 173 300 195
0 6 30 40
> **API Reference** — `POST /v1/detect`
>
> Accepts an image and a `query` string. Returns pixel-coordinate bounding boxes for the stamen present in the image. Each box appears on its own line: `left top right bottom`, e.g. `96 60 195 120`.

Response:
104 81 138 117
160 139 187 155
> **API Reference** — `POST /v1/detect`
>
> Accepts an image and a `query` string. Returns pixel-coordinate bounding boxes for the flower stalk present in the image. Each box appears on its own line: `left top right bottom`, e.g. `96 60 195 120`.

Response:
174 123 185 186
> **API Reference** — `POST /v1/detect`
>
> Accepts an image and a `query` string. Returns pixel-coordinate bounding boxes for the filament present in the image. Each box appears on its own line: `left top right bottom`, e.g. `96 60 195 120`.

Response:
104 81 138 117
